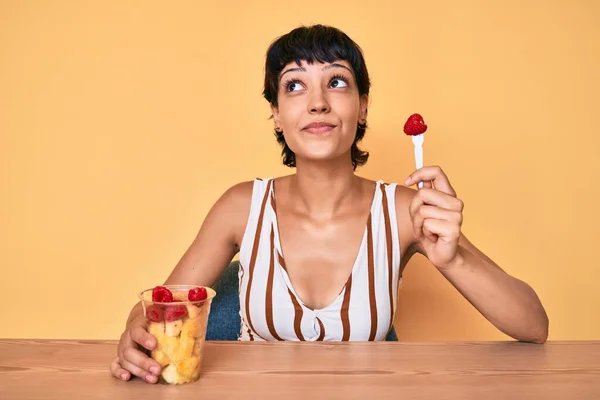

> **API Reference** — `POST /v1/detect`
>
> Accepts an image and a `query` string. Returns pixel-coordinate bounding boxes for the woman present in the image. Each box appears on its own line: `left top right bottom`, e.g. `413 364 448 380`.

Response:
110 24 549 383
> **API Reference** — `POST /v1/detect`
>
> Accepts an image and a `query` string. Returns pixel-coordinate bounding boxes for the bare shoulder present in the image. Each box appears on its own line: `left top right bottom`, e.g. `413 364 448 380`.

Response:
211 180 256 245
164 180 256 286
218 180 255 209
394 183 418 205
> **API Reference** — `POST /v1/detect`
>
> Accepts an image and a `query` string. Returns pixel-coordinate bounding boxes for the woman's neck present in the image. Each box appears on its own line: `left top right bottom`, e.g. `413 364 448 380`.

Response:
289 155 362 220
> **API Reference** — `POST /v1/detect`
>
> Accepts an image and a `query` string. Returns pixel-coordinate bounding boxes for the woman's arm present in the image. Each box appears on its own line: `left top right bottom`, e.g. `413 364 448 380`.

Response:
396 167 549 344
163 180 254 286
111 181 253 382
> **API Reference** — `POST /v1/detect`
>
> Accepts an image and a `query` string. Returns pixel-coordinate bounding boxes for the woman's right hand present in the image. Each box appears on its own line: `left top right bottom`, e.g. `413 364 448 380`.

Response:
108 181 252 383
109 315 162 383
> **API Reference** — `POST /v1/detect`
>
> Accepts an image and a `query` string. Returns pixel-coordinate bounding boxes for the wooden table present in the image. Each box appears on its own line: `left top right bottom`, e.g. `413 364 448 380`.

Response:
1 340 599 399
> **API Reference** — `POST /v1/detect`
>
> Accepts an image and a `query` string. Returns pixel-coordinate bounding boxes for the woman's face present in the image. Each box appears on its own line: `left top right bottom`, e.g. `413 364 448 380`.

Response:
271 59 368 166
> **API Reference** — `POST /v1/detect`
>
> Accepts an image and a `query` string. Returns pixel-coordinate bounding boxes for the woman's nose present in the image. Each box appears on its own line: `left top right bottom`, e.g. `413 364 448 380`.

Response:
308 89 330 114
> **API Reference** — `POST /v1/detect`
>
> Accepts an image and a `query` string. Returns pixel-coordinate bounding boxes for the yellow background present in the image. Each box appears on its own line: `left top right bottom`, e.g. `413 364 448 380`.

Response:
1 0 598 341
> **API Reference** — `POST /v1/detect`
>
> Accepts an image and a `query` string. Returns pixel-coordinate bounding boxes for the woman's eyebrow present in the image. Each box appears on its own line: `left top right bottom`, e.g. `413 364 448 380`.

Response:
280 66 306 78
280 63 353 79
322 63 353 75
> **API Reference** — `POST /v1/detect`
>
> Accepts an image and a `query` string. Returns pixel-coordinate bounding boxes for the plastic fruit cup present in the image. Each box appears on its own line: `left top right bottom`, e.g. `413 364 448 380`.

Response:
138 284 216 384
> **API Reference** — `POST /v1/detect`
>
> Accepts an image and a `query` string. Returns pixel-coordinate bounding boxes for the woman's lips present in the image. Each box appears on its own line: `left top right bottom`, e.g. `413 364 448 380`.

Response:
302 122 336 134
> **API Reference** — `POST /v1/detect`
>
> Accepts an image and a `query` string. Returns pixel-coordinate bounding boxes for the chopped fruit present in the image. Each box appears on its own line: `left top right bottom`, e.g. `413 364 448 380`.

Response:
161 364 179 384
162 336 180 359
185 304 202 319
148 321 165 341
152 286 174 303
143 285 215 384
165 319 183 337
152 349 170 367
164 300 187 322
175 354 201 377
146 305 163 322
181 318 196 337
188 287 207 302
172 330 195 362
403 113 428 136
195 329 206 341
183 314 207 339
173 291 188 301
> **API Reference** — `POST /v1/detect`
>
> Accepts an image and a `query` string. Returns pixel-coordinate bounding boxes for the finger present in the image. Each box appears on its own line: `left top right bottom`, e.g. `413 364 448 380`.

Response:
412 205 462 241
129 326 156 351
409 189 464 219
418 205 463 225
122 347 162 377
110 357 131 381
423 226 438 243
405 165 456 196
119 358 158 384
423 219 461 243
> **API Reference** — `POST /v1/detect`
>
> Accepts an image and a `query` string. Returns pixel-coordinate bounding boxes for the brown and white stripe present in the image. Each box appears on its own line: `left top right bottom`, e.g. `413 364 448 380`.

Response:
238 178 402 342
380 184 395 333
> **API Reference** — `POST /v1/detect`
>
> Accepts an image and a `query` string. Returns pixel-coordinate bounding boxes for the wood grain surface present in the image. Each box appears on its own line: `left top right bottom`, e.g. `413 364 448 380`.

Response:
1 340 598 399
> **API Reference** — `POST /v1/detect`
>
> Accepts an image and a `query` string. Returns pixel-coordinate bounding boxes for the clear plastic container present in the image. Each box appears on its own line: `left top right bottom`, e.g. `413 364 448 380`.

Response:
139 284 216 384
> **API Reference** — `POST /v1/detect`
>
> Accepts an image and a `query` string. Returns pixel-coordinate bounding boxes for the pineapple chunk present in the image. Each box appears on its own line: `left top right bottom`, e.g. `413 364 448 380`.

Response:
151 349 170 367
171 330 195 362
194 317 208 338
175 354 201 378
186 304 202 318
173 291 188 301
182 315 199 334
182 314 208 339
181 317 197 337
161 364 181 384
147 321 165 341
161 363 196 384
165 319 183 337
162 336 179 359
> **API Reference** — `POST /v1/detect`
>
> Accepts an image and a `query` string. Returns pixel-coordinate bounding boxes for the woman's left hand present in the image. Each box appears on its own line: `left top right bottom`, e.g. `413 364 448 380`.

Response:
405 166 465 270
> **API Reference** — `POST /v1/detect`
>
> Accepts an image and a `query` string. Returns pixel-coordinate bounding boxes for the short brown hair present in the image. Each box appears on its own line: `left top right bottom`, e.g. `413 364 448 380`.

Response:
263 25 371 170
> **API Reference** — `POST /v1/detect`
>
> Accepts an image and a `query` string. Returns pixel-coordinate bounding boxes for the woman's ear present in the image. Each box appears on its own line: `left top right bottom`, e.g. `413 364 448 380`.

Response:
271 104 281 130
359 94 369 123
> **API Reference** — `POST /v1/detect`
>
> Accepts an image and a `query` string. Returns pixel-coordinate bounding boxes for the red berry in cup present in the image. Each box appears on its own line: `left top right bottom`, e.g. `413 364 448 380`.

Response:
188 287 208 302
146 305 163 322
152 286 173 303
164 300 187 322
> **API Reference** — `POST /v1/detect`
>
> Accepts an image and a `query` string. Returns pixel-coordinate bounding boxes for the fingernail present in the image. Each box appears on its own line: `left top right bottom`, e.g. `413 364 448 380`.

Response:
121 373 128 380
150 366 160 375
146 374 157 383
404 177 411 185
146 341 153 348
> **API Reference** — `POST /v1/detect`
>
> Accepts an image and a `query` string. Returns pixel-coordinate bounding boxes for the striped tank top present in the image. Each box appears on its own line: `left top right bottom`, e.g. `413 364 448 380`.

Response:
237 178 403 341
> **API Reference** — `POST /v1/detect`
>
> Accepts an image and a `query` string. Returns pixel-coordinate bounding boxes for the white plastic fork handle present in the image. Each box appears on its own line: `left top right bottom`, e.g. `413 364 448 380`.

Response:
411 134 424 188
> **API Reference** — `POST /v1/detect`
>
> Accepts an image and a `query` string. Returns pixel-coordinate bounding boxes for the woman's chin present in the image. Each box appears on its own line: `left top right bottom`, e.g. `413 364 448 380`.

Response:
295 150 351 166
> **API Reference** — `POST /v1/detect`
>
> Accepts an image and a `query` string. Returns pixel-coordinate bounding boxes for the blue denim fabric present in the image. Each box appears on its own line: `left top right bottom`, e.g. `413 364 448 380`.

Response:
207 261 398 341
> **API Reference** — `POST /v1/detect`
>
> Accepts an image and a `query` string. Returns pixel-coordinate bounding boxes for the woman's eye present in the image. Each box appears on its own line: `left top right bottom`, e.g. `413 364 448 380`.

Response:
286 81 303 92
330 78 349 88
